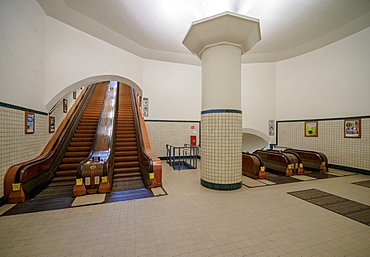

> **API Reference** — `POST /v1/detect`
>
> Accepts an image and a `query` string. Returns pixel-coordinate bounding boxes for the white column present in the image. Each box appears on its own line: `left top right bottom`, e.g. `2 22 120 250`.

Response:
183 12 261 190
202 44 242 110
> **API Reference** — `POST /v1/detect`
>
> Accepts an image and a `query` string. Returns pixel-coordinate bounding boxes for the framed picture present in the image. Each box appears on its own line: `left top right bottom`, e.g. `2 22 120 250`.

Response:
25 112 35 134
344 119 361 138
63 99 68 113
49 116 55 133
305 121 318 137
73 90 76 99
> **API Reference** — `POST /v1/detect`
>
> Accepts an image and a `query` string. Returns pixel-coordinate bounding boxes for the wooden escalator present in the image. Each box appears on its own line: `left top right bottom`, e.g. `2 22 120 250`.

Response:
112 84 145 191
35 83 107 199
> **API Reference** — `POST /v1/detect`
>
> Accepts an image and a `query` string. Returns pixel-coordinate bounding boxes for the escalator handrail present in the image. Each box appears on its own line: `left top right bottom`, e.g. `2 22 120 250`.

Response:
253 150 292 164
76 82 117 178
13 84 96 184
243 152 265 167
130 87 152 187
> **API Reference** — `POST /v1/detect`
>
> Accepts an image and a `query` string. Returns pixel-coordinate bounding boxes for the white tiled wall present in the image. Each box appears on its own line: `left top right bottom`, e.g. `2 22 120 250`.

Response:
201 112 242 184
278 117 370 172
145 121 200 158
0 88 83 199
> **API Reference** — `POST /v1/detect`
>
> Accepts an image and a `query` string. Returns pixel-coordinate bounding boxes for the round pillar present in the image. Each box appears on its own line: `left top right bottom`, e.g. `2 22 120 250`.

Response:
183 12 261 190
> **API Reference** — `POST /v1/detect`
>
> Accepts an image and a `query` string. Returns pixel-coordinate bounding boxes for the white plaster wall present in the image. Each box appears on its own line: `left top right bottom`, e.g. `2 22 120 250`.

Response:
45 16 144 111
276 27 370 120
142 59 201 121
242 134 268 153
0 0 46 111
242 63 276 142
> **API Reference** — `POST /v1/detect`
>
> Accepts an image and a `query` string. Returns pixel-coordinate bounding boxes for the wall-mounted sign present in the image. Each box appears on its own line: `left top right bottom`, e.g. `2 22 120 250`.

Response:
49 116 55 133
25 112 35 134
73 90 76 99
63 99 68 113
269 120 275 136
305 121 318 137
344 119 361 138
142 97 149 117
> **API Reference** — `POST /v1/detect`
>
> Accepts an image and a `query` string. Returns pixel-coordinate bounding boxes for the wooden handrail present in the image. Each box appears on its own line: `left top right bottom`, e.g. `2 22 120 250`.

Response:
4 85 95 202
73 82 117 195
130 86 162 188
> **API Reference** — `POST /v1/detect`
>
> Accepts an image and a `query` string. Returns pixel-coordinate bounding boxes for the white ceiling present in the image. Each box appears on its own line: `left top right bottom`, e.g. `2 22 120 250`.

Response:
37 0 370 65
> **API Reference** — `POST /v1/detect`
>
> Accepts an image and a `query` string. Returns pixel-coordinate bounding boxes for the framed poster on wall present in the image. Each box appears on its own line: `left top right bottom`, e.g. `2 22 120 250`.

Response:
305 121 318 137
49 116 55 133
63 99 68 113
344 119 361 138
25 111 35 134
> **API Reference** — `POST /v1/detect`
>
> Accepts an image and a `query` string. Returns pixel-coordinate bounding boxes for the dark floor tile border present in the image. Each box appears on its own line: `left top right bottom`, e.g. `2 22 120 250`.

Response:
288 188 370 226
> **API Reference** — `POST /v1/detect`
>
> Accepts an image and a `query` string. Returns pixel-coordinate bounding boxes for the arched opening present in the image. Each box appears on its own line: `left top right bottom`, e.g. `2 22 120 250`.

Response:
242 128 271 153
45 75 142 111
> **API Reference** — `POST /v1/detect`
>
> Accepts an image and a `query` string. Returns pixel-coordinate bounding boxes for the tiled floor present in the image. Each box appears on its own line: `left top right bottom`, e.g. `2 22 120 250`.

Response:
1 161 370 256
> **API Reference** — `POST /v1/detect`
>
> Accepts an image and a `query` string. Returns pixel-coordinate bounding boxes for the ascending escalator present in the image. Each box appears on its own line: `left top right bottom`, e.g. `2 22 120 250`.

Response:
112 84 145 191
34 83 107 200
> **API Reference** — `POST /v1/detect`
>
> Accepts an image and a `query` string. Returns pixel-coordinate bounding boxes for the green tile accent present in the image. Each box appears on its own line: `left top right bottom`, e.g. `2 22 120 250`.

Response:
0 101 48 116
145 120 200 123
328 164 370 175
201 179 242 191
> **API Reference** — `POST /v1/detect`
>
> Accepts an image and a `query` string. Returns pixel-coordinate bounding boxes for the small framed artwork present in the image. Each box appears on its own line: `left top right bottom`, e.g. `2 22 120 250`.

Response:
63 99 68 113
344 119 361 138
73 90 76 99
305 121 318 137
25 111 35 134
49 116 55 133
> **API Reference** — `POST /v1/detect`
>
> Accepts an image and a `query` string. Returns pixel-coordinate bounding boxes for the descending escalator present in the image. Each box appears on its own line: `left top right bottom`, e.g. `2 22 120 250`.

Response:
34 83 107 200
112 84 145 191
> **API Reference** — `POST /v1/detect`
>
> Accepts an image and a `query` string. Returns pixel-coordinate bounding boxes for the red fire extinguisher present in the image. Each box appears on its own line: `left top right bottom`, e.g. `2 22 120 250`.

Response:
190 135 196 146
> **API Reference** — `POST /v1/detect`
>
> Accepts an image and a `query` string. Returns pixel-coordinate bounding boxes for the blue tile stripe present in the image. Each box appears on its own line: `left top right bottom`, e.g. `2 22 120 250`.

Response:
0 102 48 116
201 109 242 114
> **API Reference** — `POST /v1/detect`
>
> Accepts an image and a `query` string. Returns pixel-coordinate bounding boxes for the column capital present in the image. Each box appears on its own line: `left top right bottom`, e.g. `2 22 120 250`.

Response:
183 11 261 59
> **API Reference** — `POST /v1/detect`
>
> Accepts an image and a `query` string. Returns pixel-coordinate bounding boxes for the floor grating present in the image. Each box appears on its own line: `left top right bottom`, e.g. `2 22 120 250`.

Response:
288 188 370 226
352 180 370 189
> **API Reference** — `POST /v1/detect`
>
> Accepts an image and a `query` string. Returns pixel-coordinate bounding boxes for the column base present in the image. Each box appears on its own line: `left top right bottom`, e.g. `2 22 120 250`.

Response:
201 179 242 191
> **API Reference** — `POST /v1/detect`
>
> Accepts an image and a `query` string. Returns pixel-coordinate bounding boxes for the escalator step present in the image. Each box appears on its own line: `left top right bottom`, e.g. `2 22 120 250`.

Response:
55 170 77 177
61 157 86 163
116 138 136 142
116 130 135 134
67 146 91 152
115 146 138 151
115 151 138 156
115 142 137 147
65 151 89 157
115 161 140 168
71 137 94 142
69 142 92 147
114 174 142 180
73 134 95 138
59 163 79 170
52 176 76 183
75 129 96 134
116 134 136 138
48 181 75 187
114 167 141 173
115 156 139 162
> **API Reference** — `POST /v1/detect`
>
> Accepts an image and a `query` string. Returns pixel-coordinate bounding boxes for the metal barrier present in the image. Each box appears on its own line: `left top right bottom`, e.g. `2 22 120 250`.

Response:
166 144 199 170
